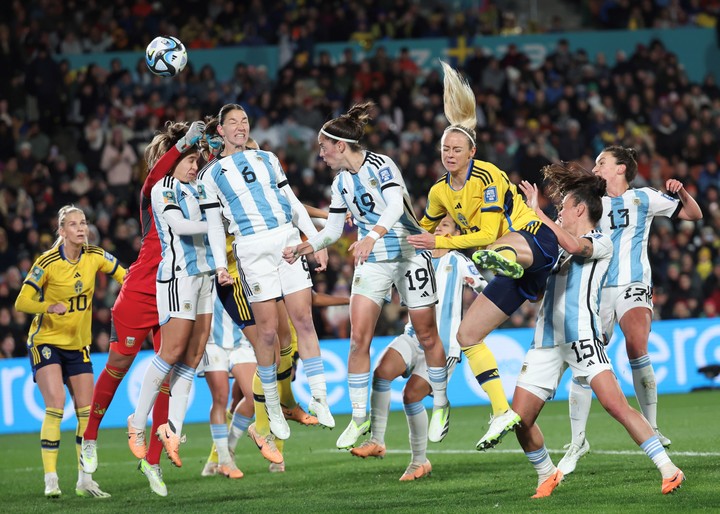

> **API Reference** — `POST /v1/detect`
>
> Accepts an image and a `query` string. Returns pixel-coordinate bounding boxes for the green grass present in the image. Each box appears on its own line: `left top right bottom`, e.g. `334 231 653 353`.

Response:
2 392 718 513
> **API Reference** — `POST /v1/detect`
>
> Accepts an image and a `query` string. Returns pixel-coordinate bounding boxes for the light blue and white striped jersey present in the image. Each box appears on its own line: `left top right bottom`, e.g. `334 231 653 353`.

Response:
532 231 612 348
600 187 679 287
329 151 422 262
199 150 293 236
151 175 215 281
207 290 251 350
405 251 486 358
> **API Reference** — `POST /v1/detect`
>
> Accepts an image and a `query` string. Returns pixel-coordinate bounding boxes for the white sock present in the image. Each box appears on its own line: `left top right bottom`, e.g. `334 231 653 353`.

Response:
228 413 252 452
257 364 280 408
167 363 195 435
630 355 658 428
427 366 448 408
132 354 172 428
640 435 676 478
525 446 556 486
568 377 592 444
369 377 392 444
77 469 90 485
348 372 370 423
303 356 327 399
210 424 231 464
404 401 428 464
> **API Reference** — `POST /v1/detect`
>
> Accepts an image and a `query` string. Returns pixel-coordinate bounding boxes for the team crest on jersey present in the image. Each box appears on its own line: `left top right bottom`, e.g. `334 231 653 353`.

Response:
125 336 136 348
445 265 453 273
484 186 497 203
197 184 207 200
30 265 44 282
368 178 378 188
457 213 470 227
378 167 393 183
634 198 642 205
183 301 192 312
74 280 83 294
42 346 52 360
162 191 177 204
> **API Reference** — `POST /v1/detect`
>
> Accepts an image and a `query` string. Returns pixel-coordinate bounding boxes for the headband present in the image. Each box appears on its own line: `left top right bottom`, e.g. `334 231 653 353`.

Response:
320 128 359 144
444 125 476 146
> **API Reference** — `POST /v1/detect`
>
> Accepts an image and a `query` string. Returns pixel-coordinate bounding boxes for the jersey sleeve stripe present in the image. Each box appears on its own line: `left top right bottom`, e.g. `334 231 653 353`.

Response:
107 260 120 275
424 210 445 221
23 280 42 293
670 202 682 219
164 204 182 212
277 180 288 188
200 202 220 211
38 251 62 268
329 207 347 213
380 182 400 191
481 206 502 212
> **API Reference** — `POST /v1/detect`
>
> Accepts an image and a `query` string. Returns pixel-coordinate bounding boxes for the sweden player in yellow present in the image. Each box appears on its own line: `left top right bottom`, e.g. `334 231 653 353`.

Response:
15 205 126 498
408 62 559 451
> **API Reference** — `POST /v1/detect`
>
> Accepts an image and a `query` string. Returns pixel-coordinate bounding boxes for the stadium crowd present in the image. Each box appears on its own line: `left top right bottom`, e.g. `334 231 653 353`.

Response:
1 0 719 359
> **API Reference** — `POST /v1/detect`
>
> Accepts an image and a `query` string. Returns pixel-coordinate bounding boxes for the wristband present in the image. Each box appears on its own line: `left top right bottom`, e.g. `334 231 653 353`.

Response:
366 231 380 241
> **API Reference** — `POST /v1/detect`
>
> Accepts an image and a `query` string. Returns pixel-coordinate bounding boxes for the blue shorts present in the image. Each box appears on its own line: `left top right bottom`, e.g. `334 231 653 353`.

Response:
28 344 93 383
483 222 559 316
216 276 256 328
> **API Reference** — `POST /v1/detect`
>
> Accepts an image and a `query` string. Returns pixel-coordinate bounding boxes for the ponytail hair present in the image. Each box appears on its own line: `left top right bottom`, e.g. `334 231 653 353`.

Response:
603 145 638 184
542 162 607 224
144 121 190 170
52 205 87 248
319 101 373 150
440 61 477 148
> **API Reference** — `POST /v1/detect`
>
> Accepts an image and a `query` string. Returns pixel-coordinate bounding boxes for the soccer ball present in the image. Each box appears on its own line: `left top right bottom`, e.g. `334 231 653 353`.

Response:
145 36 188 77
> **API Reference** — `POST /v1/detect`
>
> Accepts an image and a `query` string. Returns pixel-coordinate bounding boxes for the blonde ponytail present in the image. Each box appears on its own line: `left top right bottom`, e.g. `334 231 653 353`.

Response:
440 61 477 147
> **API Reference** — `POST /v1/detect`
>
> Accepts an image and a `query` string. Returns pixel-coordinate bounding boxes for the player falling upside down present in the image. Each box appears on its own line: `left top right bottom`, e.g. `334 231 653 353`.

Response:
558 146 702 474
408 62 558 450
351 215 487 481
284 101 451 450
512 163 684 499
81 120 206 497
15 205 126 499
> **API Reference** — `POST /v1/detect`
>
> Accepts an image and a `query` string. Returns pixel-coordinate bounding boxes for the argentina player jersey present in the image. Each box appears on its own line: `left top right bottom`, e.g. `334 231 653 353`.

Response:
199 150 294 236
152 175 215 281
533 230 612 348
330 151 422 262
600 188 680 287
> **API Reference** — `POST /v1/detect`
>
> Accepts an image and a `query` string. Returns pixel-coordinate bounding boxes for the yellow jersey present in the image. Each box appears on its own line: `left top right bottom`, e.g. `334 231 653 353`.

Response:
420 159 541 250
15 244 126 351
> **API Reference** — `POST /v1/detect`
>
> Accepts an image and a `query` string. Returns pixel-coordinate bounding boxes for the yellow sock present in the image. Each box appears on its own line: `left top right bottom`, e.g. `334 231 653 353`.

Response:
41 407 63 474
226 409 233 425
252 372 270 436
75 406 90 470
275 438 285 455
278 345 296 408
462 343 510 415
492 244 518 263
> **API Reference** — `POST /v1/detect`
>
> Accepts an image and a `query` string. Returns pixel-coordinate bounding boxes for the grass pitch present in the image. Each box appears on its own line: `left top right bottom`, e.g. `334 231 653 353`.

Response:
2 391 718 513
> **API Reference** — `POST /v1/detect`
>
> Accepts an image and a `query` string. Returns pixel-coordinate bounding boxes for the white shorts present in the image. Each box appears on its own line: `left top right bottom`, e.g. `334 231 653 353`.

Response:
156 273 214 325
352 252 437 309
516 339 614 402
233 223 312 302
600 283 653 341
381 333 459 383
196 341 256 376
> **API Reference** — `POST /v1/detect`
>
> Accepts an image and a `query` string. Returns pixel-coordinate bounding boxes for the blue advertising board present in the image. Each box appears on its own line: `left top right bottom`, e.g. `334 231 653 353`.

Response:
2 318 718 435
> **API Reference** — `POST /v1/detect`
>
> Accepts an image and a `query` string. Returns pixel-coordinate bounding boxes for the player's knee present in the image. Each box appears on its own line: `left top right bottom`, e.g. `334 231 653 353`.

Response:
402 387 424 405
